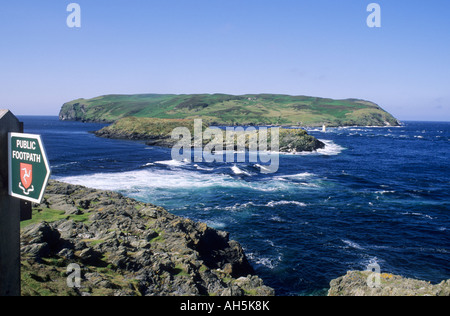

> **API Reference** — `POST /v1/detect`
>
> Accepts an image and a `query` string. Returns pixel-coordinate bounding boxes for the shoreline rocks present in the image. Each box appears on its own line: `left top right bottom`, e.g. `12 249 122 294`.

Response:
328 271 450 296
20 181 449 296
20 180 275 296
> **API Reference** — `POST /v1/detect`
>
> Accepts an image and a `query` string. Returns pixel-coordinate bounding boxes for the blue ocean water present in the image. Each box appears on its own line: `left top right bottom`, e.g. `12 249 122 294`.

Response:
21 116 450 295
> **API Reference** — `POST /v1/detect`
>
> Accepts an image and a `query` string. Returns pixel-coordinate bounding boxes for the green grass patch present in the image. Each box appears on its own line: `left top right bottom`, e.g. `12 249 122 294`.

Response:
21 207 92 229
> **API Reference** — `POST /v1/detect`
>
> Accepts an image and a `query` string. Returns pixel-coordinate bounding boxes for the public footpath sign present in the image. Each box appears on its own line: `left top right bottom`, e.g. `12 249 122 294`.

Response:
8 133 51 203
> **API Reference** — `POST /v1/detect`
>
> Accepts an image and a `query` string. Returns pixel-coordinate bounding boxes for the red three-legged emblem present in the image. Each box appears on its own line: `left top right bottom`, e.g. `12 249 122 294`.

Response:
19 163 34 195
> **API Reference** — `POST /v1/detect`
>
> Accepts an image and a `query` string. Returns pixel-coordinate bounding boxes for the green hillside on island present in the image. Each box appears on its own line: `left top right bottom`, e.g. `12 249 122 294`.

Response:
59 93 400 127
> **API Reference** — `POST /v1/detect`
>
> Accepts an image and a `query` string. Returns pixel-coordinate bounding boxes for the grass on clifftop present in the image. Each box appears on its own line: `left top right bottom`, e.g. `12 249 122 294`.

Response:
102 117 201 137
60 93 399 127
20 208 92 229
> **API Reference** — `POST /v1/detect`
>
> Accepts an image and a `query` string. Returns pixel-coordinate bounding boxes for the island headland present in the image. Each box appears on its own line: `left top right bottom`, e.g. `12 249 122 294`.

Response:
59 93 400 127
59 93 400 153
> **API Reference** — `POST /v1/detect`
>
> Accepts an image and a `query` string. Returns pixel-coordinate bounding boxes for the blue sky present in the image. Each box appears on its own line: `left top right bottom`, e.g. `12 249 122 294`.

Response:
0 1 449 121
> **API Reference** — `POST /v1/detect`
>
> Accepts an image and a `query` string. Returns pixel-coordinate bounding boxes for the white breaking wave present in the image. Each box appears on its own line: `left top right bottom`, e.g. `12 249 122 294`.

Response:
231 164 252 176
375 190 396 195
55 167 298 195
274 139 344 156
275 172 321 188
270 216 286 223
266 200 307 207
246 252 279 270
401 212 434 220
193 164 214 171
215 200 307 211
281 172 316 179
154 159 189 167
342 239 365 250
316 139 345 156
253 164 272 173
204 220 227 230
57 169 238 192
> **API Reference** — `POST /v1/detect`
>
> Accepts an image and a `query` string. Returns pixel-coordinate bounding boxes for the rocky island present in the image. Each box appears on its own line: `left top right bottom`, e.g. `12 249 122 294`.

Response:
59 92 400 153
59 93 400 127
21 180 275 296
93 117 326 153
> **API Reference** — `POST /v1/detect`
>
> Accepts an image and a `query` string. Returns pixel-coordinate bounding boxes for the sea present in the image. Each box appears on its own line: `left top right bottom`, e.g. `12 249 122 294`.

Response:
19 116 450 296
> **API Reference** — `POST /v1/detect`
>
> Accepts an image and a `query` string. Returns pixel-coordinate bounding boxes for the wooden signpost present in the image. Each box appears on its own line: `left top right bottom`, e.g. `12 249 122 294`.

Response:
0 110 51 296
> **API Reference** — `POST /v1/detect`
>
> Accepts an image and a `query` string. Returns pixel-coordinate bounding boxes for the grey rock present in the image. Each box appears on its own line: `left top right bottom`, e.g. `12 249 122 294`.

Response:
21 222 61 250
21 242 50 259
57 248 75 260
328 271 450 296
20 180 275 296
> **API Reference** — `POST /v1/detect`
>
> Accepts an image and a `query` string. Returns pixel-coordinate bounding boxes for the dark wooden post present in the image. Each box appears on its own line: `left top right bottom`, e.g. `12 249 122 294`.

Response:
0 109 23 296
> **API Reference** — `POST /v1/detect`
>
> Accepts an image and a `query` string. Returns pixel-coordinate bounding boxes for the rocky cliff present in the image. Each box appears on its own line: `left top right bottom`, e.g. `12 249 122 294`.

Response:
20 180 275 296
328 271 450 296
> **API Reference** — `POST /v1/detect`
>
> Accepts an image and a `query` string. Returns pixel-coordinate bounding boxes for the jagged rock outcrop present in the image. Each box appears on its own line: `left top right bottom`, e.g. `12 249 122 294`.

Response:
328 271 450 296
93 117 325 153
21 180 275 296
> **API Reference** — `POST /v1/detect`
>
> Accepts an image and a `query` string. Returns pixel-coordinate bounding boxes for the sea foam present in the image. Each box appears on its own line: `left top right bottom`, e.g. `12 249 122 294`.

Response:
231 164 252 176
316 139 345 156
266 200 307 207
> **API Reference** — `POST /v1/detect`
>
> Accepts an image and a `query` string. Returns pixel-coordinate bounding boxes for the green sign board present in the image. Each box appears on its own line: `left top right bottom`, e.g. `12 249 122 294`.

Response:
8 133 51 203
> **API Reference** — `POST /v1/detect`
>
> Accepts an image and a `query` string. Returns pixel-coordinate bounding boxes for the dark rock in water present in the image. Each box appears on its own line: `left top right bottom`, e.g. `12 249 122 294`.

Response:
20 180 275 296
